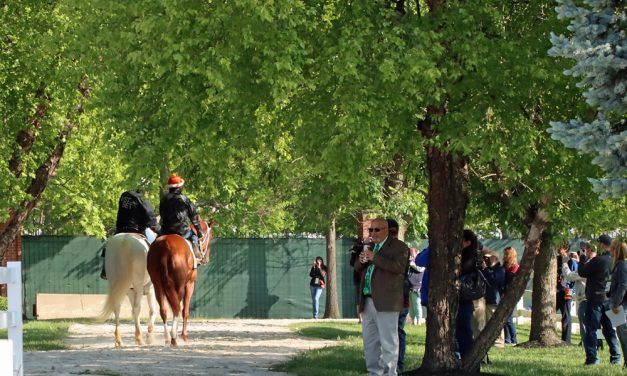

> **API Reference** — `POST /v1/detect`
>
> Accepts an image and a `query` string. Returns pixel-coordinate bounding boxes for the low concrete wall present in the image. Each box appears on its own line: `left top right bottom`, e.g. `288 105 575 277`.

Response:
36 294 163 320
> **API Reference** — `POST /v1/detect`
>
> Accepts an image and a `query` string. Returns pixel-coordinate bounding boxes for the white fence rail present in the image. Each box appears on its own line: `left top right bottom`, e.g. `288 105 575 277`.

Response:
0 262 23 376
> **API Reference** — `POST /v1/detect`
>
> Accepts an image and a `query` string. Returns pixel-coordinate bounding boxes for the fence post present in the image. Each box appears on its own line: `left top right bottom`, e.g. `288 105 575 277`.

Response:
0 262 23 376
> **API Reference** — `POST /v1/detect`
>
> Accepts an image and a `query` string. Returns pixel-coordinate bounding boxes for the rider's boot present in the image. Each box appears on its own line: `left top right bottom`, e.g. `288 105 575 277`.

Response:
193 240 203 262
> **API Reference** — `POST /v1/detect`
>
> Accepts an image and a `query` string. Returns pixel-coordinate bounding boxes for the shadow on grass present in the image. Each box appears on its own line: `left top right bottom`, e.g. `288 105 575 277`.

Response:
294 325 362 340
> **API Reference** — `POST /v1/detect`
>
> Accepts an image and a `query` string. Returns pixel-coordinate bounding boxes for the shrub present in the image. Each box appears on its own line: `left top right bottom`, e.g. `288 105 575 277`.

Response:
0 296 7 311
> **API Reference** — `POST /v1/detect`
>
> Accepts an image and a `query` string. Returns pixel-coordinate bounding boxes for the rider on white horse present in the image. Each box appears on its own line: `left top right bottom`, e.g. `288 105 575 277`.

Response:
159 173 204 261
100 185 160 279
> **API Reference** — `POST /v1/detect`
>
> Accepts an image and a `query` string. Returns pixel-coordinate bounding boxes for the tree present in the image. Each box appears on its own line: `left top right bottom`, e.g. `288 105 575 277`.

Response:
0 1 90 258
548 0 627 199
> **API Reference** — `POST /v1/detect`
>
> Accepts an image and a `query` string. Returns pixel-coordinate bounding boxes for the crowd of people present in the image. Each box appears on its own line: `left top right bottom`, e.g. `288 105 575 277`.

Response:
556 235 627 366
339 219 626 375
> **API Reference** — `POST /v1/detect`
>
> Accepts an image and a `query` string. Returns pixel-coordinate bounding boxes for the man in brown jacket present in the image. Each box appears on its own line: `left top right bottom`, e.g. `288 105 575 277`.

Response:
355 217 410 375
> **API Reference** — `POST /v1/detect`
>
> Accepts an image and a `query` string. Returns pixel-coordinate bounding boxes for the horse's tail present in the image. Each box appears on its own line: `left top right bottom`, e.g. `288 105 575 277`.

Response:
98 235 136 321
162 256 183 317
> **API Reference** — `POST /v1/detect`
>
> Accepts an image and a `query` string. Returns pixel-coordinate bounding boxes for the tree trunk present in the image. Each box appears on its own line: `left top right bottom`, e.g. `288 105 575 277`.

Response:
8 82 51 178
528 230 562 345
0 75 89 261
324 216 340 318
159 160 170 196
397 217 410 242
418 144 469 373
462 205 549 371
0 121 77 260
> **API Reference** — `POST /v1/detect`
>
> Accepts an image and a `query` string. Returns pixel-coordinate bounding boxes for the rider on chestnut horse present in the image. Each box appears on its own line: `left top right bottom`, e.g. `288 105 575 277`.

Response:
159 173 205 264
100 184 160 279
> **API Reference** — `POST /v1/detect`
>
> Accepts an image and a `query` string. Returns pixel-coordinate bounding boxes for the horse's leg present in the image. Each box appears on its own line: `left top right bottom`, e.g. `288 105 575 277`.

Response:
153 281 171 346
181 281 195 342
170 313 180 347
114 303 123 348
145 284 158 345
130 287 144 345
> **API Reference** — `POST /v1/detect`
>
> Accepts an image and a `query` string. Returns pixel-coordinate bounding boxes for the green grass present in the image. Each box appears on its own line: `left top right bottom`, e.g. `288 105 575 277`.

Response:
273 321 626 376
0 320 71 351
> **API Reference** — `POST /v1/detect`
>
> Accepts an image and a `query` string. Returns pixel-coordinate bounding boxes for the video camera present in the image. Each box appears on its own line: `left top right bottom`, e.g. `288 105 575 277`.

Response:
350 238 372 254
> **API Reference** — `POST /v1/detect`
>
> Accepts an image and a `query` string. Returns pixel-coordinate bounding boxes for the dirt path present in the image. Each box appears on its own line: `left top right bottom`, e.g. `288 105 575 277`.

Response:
24 319 338 375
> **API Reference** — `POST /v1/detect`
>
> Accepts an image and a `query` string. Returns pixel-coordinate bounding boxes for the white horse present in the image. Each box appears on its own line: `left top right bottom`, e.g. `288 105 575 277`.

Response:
99 232 158 347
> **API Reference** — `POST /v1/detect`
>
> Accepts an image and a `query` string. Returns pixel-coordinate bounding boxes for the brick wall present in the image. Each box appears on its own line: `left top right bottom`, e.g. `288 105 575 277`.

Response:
357 212 372 241
1 225 22 296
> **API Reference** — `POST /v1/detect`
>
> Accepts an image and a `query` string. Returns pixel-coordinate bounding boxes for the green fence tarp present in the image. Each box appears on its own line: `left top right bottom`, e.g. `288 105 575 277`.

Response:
21 236 357 319
21 236 527 319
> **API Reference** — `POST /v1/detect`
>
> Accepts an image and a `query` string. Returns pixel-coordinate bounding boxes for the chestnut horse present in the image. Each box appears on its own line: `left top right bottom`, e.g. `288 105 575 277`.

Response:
99 232 158 347
146 218 213 346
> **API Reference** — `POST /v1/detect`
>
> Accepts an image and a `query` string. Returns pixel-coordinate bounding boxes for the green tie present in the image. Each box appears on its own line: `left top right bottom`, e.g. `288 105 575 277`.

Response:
362 242 382 296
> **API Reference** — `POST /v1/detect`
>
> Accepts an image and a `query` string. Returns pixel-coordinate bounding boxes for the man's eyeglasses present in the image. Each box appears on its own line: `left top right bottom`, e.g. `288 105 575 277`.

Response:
368 228 387 233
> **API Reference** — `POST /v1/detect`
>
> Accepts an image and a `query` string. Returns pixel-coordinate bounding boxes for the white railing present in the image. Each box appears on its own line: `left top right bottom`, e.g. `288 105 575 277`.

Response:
0 262 23 376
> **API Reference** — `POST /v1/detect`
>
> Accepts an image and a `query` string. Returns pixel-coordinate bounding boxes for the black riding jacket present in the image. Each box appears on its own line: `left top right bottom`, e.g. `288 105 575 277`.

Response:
159 189 202 237
115 191 160 234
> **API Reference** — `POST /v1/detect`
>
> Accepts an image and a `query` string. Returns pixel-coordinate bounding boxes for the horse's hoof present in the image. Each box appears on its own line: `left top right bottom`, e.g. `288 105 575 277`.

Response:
181 334 189 342
115 341 123 348
136 339 144 346
170 338 177 347
146 334 153 345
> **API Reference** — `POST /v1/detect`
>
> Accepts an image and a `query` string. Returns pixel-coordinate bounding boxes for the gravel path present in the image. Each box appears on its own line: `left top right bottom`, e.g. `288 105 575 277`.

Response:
24 319 337 375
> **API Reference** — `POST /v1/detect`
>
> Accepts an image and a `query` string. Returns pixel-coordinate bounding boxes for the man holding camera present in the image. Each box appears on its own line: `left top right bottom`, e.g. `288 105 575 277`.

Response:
578 236 621 365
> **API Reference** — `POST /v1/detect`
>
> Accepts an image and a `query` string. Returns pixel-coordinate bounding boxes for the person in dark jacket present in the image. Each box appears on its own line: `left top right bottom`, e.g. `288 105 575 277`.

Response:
159 173 204 259
608 239 627 368
457 229 480 359
578 235 621 365
481 252 506 348
309 256 327 319
100 187 160 279
116 190 160 235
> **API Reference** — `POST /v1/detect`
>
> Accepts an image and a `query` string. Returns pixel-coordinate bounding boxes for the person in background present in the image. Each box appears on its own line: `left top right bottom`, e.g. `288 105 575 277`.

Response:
578 234 621 365
309 256 327 319
598 234 613 254
408 247 425 325
502 246 519 346
354 217 409 376
608 239 627 368
415 246 430 323
457 229 480 359
470 245 488 351
100 186 160 279
559 244 589 344
556 244 577 344
481 251 506 348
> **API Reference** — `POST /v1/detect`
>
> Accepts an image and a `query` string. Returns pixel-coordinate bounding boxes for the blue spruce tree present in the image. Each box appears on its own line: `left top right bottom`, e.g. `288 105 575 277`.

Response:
548 0 626 199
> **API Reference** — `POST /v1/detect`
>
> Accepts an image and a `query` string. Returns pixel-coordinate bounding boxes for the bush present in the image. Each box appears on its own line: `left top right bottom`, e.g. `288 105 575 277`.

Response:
0 296 7 311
